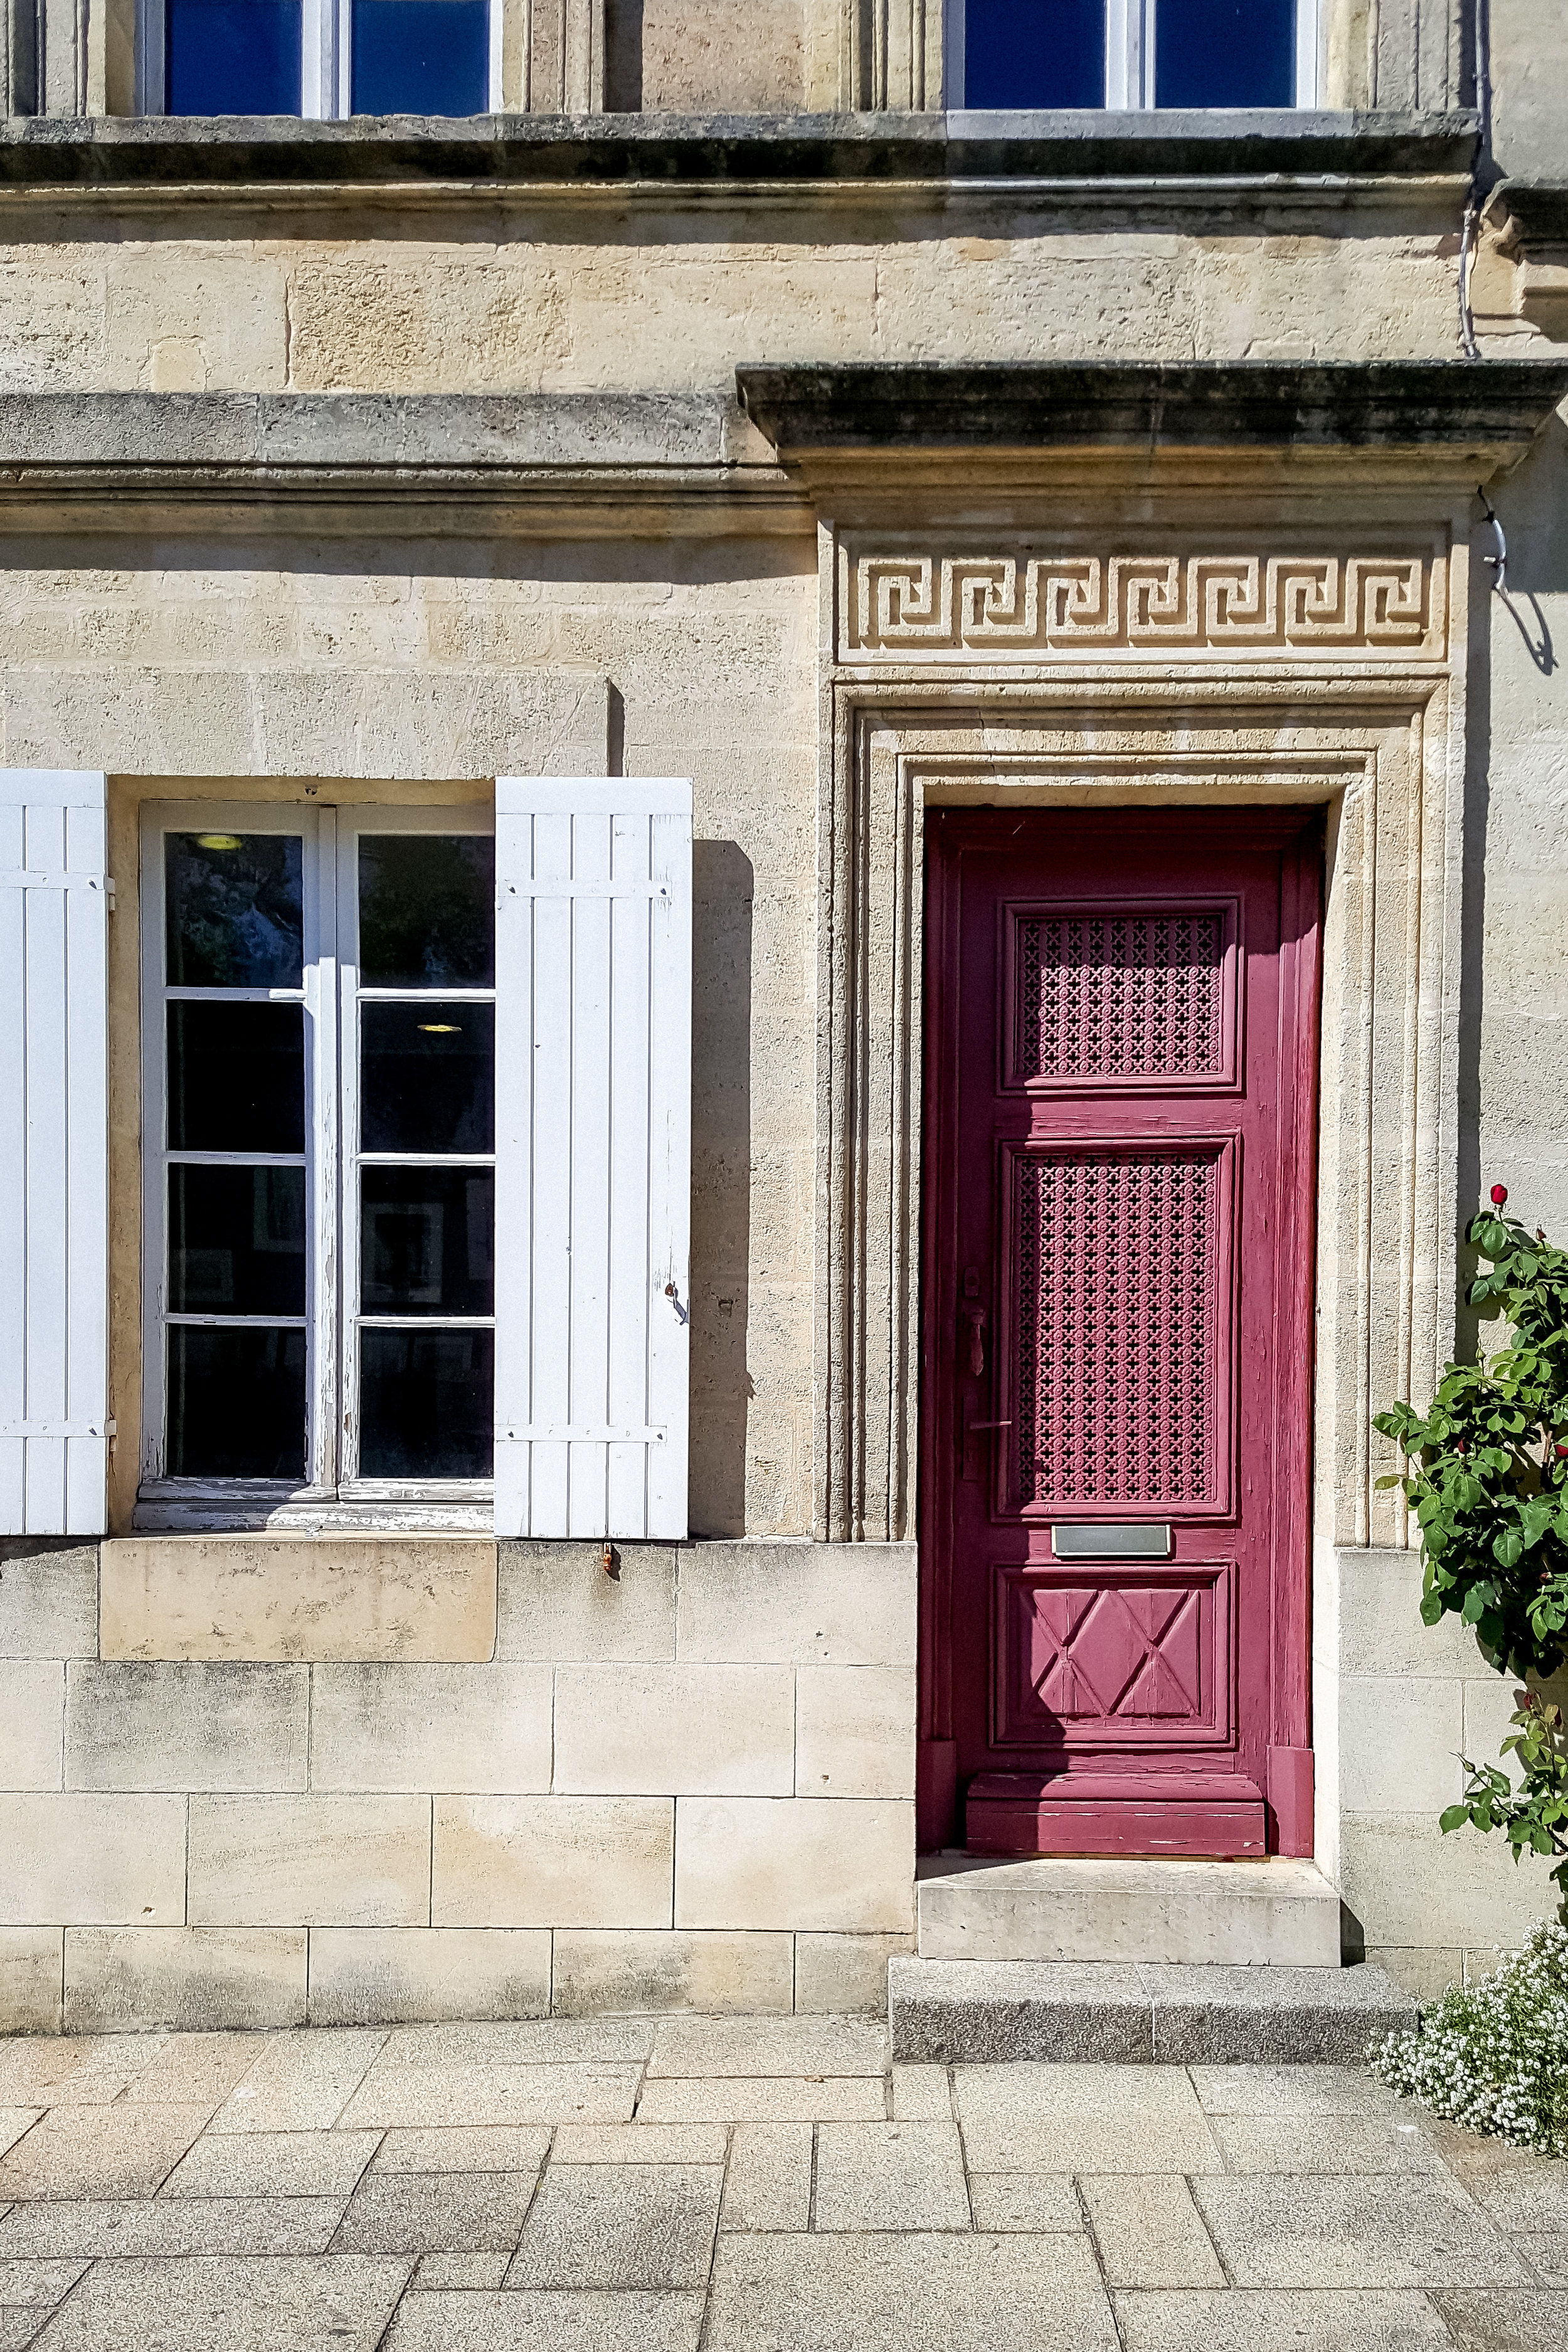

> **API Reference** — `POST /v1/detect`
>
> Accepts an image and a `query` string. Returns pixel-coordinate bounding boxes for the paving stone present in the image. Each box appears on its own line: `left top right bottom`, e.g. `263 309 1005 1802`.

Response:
889 2065 949 2121
0 2264 87 2307
705 2232 1117 2351
813 2121 970 2232
1455 2161 1568 2230
119 2035 271 2111
647 2016 887 2080
1192 2173 1533 2289
963 2115 1224 2175
0 2198 346 2257
0 2107 209 2200
718 2121 812 2232
968 2174 1084 2232
379 2019 656 2067
384 2289 705 2350
1210 2115 1446 2173
208 2030 388 2133
1143 1965 1416 2064
409 2252 510 2289
0 2044 140 2111
954 2063 1204 2122
891 1959 1153 2063
636 2077 886 2124
337 2063 640 2130
24 2254 411 2351
331 2169 539 2254
1080 2175 1226 2289
553 2125 729 2164
507 2162 721 2291
1431 2289 1568 2351
0 2129 35 2169
1112 2288 1456 2349
160 2129 382 2200
0 2313 41 2350
1187 2065 1406 2117
371 2127 551 2174
1515 2234 1568 2285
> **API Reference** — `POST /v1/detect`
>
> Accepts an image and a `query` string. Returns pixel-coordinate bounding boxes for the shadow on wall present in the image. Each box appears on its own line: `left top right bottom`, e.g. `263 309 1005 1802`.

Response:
1454 409 1568 1362
688 837 754 1535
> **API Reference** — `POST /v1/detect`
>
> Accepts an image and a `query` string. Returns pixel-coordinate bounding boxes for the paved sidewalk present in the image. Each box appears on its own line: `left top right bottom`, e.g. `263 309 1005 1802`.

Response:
0 2016 1561 2349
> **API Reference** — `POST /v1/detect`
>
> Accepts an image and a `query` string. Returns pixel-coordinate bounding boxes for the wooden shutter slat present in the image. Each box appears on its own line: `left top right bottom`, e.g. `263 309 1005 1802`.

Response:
494 779 692 1541
0 771 110 1536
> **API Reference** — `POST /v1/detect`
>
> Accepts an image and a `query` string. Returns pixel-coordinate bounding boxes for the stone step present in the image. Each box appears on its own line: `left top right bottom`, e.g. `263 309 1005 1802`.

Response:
889 1957 1419 2065
917 1853 1343 1966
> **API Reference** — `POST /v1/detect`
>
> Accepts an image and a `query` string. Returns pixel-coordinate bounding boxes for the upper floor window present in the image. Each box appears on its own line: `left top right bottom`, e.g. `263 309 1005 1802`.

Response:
955 0 1311 110
142 0 495 115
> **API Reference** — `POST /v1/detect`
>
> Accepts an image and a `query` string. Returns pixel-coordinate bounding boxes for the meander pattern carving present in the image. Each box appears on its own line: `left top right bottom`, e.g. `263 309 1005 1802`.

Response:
1015 1149 1219 1509
1016 909 1226 1084
844 549 1434 657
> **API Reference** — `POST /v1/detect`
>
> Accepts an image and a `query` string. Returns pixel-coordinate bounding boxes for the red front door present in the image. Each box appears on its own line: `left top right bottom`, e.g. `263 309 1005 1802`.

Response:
921 809 1321 1858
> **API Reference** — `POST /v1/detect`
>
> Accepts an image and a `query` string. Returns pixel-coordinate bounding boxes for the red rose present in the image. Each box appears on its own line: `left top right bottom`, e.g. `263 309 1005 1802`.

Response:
1491 1184 1508 1205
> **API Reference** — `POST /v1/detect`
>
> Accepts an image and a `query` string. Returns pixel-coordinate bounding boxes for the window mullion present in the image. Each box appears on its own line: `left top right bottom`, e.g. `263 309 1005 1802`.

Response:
1106 0 1148 109
312 806 342 1496
301 0 339 119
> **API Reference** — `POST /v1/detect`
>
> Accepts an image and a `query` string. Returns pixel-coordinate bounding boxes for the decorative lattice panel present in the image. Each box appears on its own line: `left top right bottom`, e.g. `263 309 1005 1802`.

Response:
1014 908 1226 1084
1015 1149 1220 1508
993 1565 1229 1746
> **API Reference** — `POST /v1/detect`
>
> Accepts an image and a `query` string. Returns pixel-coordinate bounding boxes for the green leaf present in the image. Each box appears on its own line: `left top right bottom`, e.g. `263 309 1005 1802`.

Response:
1438 1805 1470 1833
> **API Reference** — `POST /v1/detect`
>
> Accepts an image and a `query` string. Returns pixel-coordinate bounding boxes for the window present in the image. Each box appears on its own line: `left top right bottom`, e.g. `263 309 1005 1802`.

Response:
139 803 496 1528
140 0 495 116
952 0 1312 109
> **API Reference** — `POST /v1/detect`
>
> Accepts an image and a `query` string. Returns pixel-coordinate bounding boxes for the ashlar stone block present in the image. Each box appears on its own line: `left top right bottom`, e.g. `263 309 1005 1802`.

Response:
64 1661 309 1793
309 1665 552 1793
496 1542 676 1662
64 1928 307 2033
188 1796 432 1927
433 1797 674 1929
100 1536 497 1663
676 1542 916 1666
0 1794 186 1927
309 1930 551 2026
795 1933 915 2013
0 1929 63 2034
0 1546 97 1660
674 1798 915 1932
551 1931 793 2016
794 1665 916 1798
553 1664 793 1795
0 1660 63 1789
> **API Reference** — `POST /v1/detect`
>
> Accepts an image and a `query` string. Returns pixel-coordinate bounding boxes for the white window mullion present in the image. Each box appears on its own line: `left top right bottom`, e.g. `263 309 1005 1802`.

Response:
1295 0 1319 105
302 0 340 119
312 804 341 1493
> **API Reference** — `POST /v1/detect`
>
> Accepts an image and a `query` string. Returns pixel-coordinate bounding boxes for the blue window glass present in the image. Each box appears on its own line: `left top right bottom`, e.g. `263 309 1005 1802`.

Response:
1156 0 1295 106
351 0 489 114
964 0 1106 109
166 0 302 113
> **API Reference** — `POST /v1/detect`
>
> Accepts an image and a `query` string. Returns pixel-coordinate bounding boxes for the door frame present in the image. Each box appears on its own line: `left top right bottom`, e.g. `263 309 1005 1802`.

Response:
918 803 1325 1853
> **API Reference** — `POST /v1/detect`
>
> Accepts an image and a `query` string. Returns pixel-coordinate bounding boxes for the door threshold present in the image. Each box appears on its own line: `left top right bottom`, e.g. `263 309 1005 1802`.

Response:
916 1852 1342 1967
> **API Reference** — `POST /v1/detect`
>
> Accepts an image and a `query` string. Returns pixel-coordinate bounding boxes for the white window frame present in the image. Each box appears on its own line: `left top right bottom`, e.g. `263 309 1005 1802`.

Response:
135 0 502 117
137 797 495 1534
945 0 1320 109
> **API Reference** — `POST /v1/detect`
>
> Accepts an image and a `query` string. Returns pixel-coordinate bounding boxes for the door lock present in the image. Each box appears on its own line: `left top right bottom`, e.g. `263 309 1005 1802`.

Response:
962 1305 987 1377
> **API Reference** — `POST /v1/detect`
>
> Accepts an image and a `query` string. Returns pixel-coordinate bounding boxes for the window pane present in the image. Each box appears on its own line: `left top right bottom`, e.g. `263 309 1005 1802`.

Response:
167 1325 307 1479
359 1327 494 1478
168 1003 305 1153
166 832 304 989
359 835 495 987
169 1166 307 1314
166 0 303 114
361 1167 494 1314
351 0 489 115
1156 0 1294 105
361 1002 494 1155
965 0 1105 107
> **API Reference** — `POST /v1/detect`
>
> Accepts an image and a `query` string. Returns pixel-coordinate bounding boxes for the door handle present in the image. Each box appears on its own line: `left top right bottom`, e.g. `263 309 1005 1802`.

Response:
963 1305 987 1377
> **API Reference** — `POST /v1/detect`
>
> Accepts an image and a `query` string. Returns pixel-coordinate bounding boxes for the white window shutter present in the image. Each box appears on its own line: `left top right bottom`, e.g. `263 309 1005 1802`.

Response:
0 771 111 1535
494 779 692 1540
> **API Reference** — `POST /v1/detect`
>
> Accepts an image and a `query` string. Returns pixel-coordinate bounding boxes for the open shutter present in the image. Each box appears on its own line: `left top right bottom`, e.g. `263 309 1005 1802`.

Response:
494 779 692 1540
0 770 110 1535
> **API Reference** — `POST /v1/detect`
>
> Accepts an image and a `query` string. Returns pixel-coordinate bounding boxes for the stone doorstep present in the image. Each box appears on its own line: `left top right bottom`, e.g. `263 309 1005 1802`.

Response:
889 1956 1419 2065
916 1855 1344 1967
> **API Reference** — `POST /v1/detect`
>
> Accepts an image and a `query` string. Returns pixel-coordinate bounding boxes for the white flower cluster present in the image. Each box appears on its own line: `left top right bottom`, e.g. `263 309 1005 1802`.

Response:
1370 1919 1568 2155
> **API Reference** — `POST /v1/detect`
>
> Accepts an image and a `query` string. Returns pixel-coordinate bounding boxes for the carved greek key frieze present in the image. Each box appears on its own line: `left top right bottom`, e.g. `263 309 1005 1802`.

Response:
839 548 1439 661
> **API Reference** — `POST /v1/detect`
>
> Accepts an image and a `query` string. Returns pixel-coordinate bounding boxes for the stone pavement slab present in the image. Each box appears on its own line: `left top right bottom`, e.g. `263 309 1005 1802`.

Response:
0 2198 347 2258
0 2264 87 2308
507 2161 721 2290
379 2020 656 2067
1187 2065 1407 2117
718 2121 812 2232
647 2017 887 2078
329 2169 541 2253
1081 2175 1226 2287
705 2232 1118 2352
1516 2233 1568 2284
553 2124 728 2164
336 2062 641 2129
0 2314 41 2349
0 2126 38 2168
1434 2288 1568 2350
1192 2171 1533 2289
813 2121 970 2232
208 2033 387 2134
1207 2115 1446 2173
371 2126 551 2173
0 2109 209 2200
27 2253 411 2351
968 2173 1083 2232
384 2287 706 2350
1112 2287 1456 2349
636 2075 885 2123
159 2127 381 2200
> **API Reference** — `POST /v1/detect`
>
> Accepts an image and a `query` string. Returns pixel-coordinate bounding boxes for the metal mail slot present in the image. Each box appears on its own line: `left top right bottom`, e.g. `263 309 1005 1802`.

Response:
1051 1523 1173 1560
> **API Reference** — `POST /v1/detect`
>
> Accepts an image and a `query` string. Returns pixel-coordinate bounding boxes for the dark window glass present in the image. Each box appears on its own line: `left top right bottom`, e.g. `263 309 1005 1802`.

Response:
168 1003 305 1153
166 0 303 114
167 1325 307 1478
361 1002 494 1155
1156 0 1294 105
359 1327 494 1478
166 832 304 988
351 0 489 115
358 835 495 987
361 1167 494 1314
169 1166 307 1315
965 0 1105 107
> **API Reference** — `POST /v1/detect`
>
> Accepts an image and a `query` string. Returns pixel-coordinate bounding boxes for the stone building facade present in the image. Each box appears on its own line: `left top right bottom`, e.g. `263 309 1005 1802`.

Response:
1 0 1567 2034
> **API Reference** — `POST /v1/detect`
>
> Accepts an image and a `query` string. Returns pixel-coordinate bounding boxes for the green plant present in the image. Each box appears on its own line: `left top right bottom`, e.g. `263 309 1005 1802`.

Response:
1371 1919 1568 2156
1444 1690 1568 1910
1374 1190 1568 1682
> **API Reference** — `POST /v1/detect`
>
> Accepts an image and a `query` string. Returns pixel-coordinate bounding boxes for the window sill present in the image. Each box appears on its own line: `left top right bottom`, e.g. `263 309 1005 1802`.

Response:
134 1480 492 1535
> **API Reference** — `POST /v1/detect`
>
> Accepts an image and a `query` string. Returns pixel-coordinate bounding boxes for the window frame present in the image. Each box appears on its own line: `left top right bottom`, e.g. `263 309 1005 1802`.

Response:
136 797 496 1535
944 0 1321 110
134 0 504 119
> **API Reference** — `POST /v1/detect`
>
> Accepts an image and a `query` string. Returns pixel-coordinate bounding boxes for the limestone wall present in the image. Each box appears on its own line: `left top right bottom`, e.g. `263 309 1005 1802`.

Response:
0 1537 917 2031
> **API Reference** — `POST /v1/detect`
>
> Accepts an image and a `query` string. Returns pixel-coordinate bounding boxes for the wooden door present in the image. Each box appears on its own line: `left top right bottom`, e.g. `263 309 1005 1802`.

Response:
920 808 1321 1858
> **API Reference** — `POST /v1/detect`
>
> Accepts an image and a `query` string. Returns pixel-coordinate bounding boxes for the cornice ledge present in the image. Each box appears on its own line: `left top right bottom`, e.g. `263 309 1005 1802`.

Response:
1494 180 1568 257
0 109 1479 191
736 360 1568 467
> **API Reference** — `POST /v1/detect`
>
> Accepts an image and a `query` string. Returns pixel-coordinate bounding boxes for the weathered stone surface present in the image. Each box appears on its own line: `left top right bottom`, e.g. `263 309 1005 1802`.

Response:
64 1929 307 2033
891 1959 1153 2063
551 1931 793 2016
0 1548 97 1660
0 1934 62 2036
675 1543 916 1666
813 2121 970 2232
553 1663 795 1795
0 1662 63 1790
507 2161 722 2290
675 1798 914 1932
1080 2175 1227 2289
308 1930 551 2026
706 2232 1118 2351
433 1798 674 1929
1111 2289 1456 2350
718 2121 812 2232
309 1665 551 1793
64 1661 309 1793
22 2254 410 2352
188 1797 432 1929
495 1542 677 1663
794 1666 916 1798
0 1796 186 1927
1190 2173 1532 2289
1145 1964 1419 2063
795 1934 914 2015
915 1858 1342 1968
100 1538 497 1663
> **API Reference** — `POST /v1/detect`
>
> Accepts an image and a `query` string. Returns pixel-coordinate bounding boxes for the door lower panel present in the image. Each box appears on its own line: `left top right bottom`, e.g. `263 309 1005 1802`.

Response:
965 1770 1269 1858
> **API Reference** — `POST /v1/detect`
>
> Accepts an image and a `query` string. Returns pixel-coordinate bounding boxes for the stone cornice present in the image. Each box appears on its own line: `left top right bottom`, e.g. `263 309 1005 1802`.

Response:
735 361 1568 472
1494 181 1568 256
0 109 1478 196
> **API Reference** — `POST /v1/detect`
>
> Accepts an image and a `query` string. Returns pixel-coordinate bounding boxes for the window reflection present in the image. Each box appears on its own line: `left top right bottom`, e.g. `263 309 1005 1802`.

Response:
359 1328 494 1478
167 1327 307 1479
351 0 489 115
360 1002 495 1156
1156 0 1294 105
166 832 303 989
965 0 1106 108
166 0 303 114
